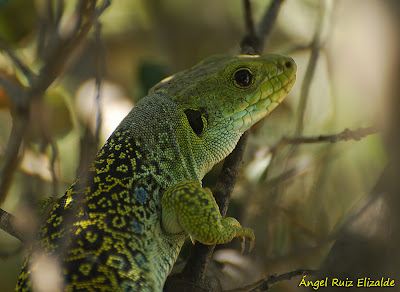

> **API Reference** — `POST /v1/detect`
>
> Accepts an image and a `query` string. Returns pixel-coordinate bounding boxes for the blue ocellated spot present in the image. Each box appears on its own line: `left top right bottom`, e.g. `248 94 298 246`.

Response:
121 281 137 292
135 187 148 203
131 220 144 234
134 252 147 266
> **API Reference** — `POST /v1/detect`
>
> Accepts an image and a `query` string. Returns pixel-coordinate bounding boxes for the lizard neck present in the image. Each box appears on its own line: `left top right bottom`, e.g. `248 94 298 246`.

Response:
113 93 210 187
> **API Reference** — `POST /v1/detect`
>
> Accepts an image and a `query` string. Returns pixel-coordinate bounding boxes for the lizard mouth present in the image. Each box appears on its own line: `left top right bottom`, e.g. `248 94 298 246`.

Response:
255 72 297 113
228 63 297 132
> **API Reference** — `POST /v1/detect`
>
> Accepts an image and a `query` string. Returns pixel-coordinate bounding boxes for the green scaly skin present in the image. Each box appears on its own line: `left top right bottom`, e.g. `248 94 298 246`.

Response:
15 54 296 291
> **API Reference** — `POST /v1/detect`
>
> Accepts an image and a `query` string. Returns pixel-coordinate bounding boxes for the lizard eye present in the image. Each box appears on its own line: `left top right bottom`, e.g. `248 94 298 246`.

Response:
184 109 204 136
234 68 253 87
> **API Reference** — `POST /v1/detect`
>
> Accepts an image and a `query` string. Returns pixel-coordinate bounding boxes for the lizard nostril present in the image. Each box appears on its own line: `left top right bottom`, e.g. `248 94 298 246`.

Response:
284 61 292 68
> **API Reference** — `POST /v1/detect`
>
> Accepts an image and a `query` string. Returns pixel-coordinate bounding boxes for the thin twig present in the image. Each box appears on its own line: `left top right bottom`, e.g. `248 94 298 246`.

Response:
50 141 59 196
0 0 110 205
224 269 317 292
271 126 378 154
0 208 24 242
0 76 26 109
94 20 105 144
240 0 258 55
241 0 285 55
47 0 55 27
295 0 326 135
260 167 388 264
55 0 64 26
0 116 28 204
250 269 317 291
256 0 285 53
0 37 35 86
97 0 112 16
243 0 256 38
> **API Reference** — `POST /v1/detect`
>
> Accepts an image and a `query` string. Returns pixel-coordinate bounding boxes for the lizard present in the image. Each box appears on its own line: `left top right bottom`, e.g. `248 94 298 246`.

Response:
15 54 297 291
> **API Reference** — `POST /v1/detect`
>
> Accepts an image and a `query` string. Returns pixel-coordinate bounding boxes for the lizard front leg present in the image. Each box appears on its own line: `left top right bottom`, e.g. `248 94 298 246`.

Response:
161 180 254 253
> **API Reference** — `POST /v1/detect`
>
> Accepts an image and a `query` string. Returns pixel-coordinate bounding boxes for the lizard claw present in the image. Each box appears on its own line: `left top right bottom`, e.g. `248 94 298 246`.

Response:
238 236 255 254
238 236 245 254
189 235 196 245
238 228 255 254
249 237 255 252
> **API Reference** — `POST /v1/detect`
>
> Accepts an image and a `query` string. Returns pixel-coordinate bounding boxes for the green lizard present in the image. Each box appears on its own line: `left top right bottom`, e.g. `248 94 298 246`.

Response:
15 54 296 291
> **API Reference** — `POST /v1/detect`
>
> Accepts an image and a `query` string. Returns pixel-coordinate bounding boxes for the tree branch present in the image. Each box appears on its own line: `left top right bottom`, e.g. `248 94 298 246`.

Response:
271 126 379 154
256 0 285 53
0 207 24 242
250 269 317 291
0 0 110 206
174 1 288 290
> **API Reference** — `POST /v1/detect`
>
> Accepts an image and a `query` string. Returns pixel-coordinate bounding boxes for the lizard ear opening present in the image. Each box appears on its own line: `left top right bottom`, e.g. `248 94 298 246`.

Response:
184 109 204 136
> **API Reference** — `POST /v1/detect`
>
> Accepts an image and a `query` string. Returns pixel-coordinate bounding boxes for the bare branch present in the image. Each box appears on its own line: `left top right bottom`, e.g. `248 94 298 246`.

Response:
222 269 317 291
240 0 286 55
256 0 285 53
93 20 105 144
181 133 249 283
243 0 256 38
0 117 28 204
271 126 378 154
240 0 258 55
0 207 24 242
295 1 328 135
49 141 60 196
250 269 317 291
176 1 288 289
0 76 26 108
0 0 111 204
0 38 35 85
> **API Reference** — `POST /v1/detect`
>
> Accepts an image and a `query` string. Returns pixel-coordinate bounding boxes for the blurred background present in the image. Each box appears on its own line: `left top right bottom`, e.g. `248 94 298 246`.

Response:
0 0 399 291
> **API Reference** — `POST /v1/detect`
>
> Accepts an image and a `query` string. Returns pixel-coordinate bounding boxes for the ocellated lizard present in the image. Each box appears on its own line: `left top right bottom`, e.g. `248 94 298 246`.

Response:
15 54 296 291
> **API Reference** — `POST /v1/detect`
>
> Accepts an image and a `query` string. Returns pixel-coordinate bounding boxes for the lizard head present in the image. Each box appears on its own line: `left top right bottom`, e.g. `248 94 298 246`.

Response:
149 54 297 174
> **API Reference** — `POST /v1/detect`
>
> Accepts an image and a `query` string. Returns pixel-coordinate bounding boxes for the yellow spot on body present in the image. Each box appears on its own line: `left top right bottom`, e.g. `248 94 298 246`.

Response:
63 195 73 207
86 232 98 243
112 193 118 201
79 263 92 276
53 216 63 227
112 216 126 228
117 164 128 173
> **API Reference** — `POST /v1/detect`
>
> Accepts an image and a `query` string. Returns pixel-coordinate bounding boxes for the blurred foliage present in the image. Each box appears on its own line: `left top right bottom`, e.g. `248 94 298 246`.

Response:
0 0 36 44
0 0 397 291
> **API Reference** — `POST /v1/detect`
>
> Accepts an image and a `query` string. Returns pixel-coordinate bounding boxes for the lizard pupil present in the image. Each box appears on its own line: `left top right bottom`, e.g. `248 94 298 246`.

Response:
184 109 203 136
234 68 253 87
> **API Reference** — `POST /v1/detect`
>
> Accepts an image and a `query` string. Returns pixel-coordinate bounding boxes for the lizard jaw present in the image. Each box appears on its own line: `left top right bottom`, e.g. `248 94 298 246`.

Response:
228 69 297 132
